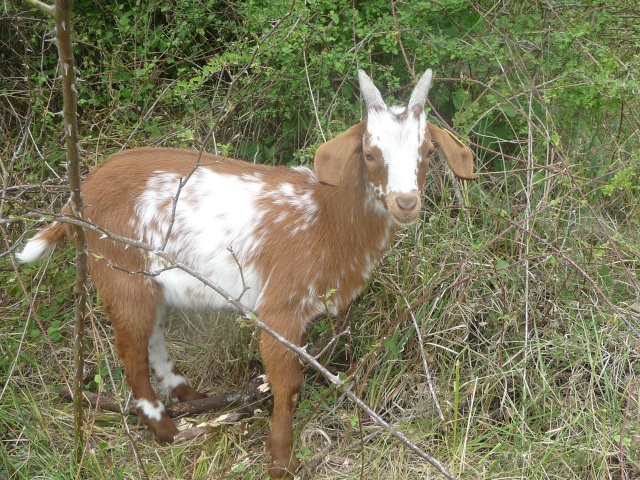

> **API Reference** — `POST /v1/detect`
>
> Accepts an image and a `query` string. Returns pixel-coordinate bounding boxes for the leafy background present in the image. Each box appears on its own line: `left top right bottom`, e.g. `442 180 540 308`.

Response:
1 0 639 478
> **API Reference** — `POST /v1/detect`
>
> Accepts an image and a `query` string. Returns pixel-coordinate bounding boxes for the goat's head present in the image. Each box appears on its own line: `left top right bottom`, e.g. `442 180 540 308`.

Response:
314 69 478 226
358 68 435 226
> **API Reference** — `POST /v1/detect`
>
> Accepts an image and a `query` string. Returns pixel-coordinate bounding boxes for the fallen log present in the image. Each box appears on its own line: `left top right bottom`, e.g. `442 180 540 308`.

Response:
57 375 271 418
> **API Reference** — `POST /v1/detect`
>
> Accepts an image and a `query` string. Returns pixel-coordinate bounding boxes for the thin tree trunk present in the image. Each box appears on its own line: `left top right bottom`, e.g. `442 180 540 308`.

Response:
54 1 87 466
25 0 87 466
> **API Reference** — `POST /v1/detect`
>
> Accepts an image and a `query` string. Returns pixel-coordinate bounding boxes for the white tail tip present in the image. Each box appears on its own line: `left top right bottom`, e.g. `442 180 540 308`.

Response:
16 235 57 263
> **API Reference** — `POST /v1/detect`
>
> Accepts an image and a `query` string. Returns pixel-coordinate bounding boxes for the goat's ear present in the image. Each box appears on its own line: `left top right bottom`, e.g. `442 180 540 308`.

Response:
428 123 479 180
314 122 365 185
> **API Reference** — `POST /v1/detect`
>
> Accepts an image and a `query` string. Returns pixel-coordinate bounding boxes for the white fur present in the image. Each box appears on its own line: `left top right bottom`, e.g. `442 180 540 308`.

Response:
135 169 265 310
148 309 187 397
135 398 165 421
366 108 426 195
15 224 59 263
133 166 324 312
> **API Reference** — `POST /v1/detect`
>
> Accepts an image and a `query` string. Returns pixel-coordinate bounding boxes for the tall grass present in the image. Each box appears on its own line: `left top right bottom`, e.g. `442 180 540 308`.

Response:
2 0 639 478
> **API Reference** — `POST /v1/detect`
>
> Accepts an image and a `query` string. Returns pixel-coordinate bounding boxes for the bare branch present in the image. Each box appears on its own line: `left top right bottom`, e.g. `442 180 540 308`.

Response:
312 327 351 360
227 246 251 302
24 0 89 464
23 0 55 16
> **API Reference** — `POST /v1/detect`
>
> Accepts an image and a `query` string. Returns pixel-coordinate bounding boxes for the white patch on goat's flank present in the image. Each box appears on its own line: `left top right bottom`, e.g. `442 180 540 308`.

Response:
366 108 426 195
134 169 265 311
136 399 165 421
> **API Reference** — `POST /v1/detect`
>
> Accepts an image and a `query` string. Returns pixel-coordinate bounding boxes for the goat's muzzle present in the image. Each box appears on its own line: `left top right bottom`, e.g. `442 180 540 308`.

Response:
387 191 422 226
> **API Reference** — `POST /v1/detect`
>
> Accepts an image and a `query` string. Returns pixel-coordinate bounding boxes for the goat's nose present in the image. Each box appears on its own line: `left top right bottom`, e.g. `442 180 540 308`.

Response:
396 194 418 212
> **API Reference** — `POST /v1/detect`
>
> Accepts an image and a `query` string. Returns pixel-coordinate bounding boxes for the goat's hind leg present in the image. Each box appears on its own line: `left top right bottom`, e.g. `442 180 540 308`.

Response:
148 306 207 402
105 289 178 443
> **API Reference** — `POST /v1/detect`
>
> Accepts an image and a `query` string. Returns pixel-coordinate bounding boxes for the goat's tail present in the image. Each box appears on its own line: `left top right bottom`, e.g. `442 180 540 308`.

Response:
17 221 67 263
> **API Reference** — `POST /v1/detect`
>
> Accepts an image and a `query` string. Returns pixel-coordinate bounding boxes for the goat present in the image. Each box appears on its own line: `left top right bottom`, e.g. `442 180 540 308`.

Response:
17 69 477 478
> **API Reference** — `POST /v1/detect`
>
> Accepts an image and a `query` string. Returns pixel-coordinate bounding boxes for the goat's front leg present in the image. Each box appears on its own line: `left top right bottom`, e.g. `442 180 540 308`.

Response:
260 329 303 478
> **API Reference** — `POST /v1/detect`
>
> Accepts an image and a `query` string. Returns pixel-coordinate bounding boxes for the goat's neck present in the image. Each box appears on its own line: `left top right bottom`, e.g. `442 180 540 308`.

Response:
312 156 398 311
319 154 398 269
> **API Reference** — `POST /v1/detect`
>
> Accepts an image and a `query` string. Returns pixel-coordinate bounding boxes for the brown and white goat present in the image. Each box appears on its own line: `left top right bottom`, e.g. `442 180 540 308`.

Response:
18 69 477 477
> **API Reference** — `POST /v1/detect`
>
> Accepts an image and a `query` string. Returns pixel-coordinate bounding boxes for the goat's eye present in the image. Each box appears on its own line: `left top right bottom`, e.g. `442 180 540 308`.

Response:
426 149 436 157
365 152 375 162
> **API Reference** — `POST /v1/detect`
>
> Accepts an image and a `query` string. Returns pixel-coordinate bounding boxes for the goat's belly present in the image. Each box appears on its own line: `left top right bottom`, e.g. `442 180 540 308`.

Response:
154 258 262 311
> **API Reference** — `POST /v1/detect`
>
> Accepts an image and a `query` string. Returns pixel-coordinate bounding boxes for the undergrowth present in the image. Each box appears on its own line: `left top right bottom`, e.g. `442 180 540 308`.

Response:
2 0 639 479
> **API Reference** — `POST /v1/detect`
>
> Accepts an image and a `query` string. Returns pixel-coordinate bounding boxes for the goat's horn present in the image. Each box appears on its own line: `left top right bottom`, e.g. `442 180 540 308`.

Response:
407 69 433 110
358 69 386 110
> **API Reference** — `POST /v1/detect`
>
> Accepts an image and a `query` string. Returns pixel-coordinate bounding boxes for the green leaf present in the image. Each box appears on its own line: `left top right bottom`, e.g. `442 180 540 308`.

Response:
496 260 509 271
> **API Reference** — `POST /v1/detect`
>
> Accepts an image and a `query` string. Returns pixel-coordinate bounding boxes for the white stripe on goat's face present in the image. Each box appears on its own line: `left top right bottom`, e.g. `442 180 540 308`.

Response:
358 69 436 226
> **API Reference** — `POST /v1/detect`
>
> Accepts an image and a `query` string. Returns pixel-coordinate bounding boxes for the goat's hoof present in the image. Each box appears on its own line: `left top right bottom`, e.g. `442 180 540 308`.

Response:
268 457 301 479
146 415 180 444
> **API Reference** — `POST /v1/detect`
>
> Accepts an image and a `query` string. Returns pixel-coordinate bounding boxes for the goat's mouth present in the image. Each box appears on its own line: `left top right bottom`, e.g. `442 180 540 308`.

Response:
391 213 420 227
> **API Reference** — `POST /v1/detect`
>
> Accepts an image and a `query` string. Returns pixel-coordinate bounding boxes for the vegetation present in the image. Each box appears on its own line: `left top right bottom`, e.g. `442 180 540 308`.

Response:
2 0 639 478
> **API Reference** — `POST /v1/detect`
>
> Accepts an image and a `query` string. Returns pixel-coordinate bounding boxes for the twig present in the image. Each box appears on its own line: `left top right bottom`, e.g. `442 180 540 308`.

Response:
23 0 55 16
25 0 91 467
390 0 415 80
619 376 638 479
161 175 188 251
520 80 536 431
303 50 326 142
300 429 333 476
227 246 251 302
122 78 179 149
313 327 351 360
173 425 214 443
